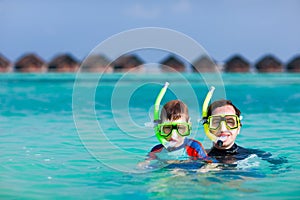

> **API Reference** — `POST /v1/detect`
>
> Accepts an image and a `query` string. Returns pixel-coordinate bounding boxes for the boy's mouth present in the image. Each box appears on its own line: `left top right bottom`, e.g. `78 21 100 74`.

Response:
169 138 178 142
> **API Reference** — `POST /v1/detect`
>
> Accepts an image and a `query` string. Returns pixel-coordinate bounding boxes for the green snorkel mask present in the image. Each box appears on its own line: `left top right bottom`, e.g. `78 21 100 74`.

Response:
201 86 223 147
153 82 169 147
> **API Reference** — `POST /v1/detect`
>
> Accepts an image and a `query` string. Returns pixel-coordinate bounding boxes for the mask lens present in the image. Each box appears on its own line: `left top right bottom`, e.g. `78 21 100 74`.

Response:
177 124 188 136
162 125 172 135
159 123 190 137
225 116 237 129
209 115 239 130
210 116 222 129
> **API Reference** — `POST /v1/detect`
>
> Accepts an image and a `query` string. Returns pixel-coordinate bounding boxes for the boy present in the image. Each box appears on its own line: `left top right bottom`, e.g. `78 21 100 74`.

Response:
138 100 214 170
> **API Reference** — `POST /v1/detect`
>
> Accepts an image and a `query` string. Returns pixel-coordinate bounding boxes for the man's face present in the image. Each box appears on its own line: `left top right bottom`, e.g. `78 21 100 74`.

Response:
210 105 240 149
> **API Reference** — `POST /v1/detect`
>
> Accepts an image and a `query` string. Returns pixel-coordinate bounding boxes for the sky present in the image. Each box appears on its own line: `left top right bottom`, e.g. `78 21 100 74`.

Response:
1 0 300 64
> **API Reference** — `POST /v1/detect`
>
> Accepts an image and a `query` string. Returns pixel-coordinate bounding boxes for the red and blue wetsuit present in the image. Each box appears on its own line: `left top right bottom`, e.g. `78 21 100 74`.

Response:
148 138 215 163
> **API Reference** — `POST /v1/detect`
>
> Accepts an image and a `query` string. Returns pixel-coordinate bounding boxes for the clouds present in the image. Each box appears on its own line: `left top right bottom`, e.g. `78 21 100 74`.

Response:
124 0 192 20
124 4 161 20
171 0 192 13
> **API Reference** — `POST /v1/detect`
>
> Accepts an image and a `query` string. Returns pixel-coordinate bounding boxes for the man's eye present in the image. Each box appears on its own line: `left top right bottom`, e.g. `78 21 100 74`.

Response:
226 119 236 126
212 119 221 124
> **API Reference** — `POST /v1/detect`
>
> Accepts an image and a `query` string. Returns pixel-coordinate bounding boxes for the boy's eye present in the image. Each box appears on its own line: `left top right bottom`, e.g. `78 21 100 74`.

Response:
162 125 172 134
177 125 187 134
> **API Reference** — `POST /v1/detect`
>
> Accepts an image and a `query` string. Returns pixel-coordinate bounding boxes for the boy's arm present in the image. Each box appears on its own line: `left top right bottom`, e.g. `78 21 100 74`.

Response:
137 144 164 169
186 139 217 163
147 144 164 160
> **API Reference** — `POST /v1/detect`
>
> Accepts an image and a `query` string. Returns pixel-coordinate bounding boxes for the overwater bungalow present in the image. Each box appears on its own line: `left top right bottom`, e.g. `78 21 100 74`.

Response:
255 55 283 73
112 54 144 73
286 55 300 73
14 53 46 73
224 55 250 73
0 54 12 72
160 55 185 72
81 54 113 73
48 53 79 72
191 55 219 72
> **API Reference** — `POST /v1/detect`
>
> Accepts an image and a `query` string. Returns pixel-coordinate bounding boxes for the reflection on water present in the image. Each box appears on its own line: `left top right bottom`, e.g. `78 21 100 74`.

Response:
0 74 299 199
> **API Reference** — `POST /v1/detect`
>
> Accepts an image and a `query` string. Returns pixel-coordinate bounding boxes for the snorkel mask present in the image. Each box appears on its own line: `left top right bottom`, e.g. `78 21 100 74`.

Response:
201 86 223 147
153 82 170 147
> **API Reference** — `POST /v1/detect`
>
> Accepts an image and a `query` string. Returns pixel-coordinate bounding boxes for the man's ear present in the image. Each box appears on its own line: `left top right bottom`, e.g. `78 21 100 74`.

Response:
237 127 241 135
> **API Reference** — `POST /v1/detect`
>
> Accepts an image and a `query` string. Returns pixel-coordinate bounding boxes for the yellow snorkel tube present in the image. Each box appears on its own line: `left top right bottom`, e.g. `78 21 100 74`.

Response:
202 86 223 147
154 82 169 146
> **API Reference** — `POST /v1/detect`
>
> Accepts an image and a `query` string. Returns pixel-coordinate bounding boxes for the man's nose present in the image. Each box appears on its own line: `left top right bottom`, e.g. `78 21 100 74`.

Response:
219 121 227 132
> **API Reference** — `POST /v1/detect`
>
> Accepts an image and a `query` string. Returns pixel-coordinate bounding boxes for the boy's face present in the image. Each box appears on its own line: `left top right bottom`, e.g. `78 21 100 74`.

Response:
162 115 189 149
210 105 240 149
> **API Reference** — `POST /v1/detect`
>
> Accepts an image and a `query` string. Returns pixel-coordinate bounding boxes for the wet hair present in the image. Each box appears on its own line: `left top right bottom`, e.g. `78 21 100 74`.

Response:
160 100 189 122
207 99 241 117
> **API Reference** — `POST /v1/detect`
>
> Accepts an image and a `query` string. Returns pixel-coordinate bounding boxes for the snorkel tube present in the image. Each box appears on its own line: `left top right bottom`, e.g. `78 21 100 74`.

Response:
154 82 169 146
202 86 223 147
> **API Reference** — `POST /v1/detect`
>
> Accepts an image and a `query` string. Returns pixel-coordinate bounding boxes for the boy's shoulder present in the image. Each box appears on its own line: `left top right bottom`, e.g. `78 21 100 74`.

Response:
150 144 164 153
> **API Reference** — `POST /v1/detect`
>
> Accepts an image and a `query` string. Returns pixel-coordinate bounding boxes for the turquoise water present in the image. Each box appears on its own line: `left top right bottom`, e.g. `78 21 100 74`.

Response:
0 73 299 199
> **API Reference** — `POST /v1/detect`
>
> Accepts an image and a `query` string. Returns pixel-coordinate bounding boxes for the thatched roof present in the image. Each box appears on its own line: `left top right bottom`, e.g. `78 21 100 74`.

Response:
48 53 79 72
15 53 46 72
0 54 12 72
160 55 185 72
287 55 300 73
224 54 250 72
111 54 144 72
191 55 218 72
255 55 283 72
81 54 113 73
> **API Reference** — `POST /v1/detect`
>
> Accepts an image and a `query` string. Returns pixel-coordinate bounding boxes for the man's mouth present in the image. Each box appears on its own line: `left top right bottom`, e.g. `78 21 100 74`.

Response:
218 135 229 142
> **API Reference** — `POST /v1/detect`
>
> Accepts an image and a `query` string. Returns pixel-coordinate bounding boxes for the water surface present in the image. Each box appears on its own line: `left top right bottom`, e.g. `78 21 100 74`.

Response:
0 73 299 199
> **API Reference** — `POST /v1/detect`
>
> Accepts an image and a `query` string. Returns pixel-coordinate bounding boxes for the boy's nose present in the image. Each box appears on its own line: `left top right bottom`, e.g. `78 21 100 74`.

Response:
171 129 178 137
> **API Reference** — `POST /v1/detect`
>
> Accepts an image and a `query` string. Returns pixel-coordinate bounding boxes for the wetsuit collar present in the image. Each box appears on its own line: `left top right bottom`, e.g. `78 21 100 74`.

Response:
214 143 238 154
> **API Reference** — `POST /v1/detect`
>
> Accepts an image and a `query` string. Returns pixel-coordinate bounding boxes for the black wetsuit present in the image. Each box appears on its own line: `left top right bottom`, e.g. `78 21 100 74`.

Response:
208 143 287 165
